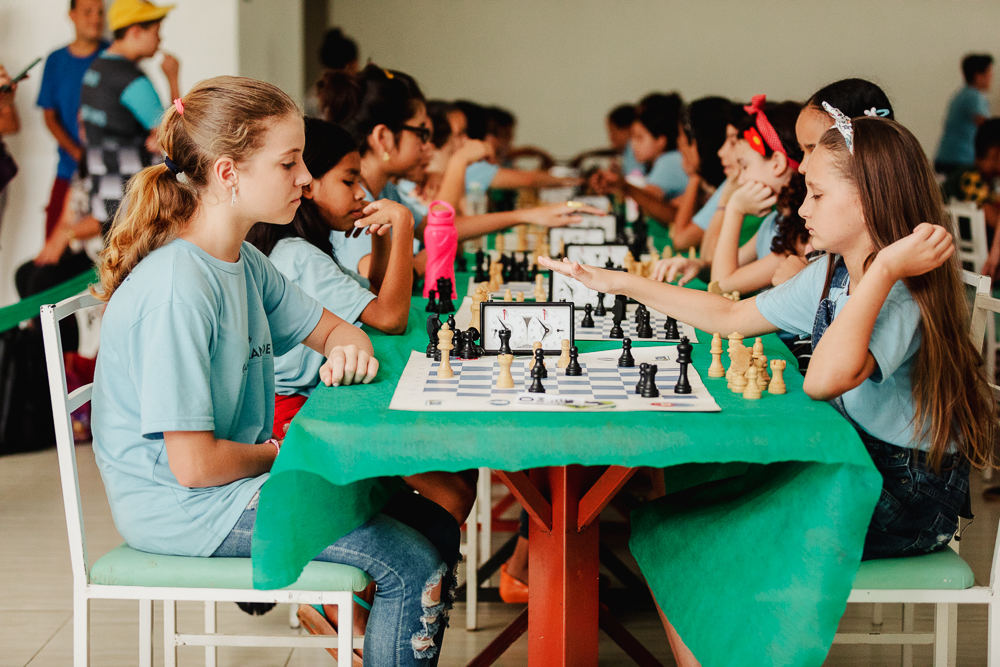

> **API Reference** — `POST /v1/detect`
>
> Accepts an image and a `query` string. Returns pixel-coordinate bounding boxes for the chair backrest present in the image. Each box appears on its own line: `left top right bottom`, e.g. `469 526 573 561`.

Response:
949 200 989 273
964 270 994 350
40 293 103 589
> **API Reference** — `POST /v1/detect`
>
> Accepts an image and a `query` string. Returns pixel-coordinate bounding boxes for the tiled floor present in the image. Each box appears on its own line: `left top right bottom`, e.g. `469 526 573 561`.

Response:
2 445 998 666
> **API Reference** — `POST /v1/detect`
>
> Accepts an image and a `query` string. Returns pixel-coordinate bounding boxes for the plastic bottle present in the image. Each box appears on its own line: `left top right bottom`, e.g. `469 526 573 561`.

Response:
467 182 488 217
423 200 458 299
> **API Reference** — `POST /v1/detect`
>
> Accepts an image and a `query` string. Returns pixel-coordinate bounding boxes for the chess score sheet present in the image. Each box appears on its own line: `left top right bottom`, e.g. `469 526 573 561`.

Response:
389 347 721 412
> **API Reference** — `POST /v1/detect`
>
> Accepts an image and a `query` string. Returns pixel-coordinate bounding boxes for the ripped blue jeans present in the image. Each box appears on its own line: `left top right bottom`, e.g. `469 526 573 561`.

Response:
213 490 458 665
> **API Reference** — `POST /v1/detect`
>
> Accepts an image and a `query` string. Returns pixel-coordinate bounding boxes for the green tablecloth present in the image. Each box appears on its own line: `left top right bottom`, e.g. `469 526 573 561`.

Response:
0 268 97 333
252 271 880 667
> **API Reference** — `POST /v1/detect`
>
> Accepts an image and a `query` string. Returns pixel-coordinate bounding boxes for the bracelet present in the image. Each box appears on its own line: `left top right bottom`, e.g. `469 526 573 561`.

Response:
716 206 726 212
266 438 281 456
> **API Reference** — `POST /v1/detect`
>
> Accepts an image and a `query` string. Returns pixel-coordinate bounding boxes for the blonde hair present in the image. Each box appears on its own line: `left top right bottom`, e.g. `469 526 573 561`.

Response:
820 118 997 471
93 76 299 301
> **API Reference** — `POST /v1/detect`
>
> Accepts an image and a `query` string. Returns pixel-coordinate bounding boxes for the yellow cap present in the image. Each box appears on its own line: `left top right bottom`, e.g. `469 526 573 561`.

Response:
108 0 175 33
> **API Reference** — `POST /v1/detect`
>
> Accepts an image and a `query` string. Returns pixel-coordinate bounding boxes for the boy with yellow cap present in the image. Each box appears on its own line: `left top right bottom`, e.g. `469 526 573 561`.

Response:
79 0 179 233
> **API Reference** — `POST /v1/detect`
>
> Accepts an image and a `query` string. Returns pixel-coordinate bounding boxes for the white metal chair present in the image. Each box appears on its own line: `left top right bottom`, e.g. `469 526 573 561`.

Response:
42 293 367 666
834 272 999 666
951 201 996 382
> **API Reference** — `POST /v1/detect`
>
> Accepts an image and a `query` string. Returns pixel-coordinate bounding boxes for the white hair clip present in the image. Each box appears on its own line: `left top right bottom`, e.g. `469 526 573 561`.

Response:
863 107 890 118
822 101 854 155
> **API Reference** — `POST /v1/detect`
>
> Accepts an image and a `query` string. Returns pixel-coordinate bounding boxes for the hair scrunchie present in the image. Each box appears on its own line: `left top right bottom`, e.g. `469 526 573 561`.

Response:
164 156 182 175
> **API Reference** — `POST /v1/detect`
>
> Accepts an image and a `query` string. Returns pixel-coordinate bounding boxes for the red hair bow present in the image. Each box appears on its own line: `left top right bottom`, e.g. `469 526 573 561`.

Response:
743 94 799 171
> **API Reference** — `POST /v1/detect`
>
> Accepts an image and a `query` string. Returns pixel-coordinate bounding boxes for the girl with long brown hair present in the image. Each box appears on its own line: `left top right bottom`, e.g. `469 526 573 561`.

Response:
541 111 996 666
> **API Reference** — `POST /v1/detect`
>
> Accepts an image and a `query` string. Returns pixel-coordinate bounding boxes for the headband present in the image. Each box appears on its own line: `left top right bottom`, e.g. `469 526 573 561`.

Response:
822 101 854 155
743 94 800 171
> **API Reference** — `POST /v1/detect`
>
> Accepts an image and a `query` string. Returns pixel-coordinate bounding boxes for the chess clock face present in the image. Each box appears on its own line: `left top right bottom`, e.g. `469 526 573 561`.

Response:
480 302 575 355
549 227 606 253
564 244 630 269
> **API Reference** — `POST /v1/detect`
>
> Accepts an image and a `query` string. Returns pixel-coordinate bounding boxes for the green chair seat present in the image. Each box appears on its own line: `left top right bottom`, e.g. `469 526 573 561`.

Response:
90 543 371 592
853 548 975 591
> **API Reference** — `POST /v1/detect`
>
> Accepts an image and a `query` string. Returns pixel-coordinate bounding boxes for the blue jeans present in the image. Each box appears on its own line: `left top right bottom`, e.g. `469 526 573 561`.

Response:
860 434 970 561
213 490 459 666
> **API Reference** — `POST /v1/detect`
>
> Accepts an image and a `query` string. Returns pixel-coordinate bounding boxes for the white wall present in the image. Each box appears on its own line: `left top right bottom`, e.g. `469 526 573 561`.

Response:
0 0 239 307
239 0 305 103
331 0 1000 160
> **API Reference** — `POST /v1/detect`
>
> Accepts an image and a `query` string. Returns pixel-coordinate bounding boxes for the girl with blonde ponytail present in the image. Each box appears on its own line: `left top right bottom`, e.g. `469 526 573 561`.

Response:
90 76 455 665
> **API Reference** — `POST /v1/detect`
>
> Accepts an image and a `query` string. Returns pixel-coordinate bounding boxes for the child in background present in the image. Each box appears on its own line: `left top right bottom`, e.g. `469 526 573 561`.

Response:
36 0 108 239
669 96 733 251
413 100 493 210
245 118 477 527
79 0 180 233
592 92 693 229
961 120 1000 278
91 76 457 665
543 112 996 666
570 103 636 169
319 66 602 274
935 53 993 174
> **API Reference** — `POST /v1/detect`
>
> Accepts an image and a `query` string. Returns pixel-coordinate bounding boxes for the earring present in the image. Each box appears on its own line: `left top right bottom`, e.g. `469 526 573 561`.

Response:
231 186 236 207
382 151 390 162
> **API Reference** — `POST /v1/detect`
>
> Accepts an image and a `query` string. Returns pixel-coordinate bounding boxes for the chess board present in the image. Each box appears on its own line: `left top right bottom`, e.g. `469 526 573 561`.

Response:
389 348 719 412
574 304 699 343
466 276 539 300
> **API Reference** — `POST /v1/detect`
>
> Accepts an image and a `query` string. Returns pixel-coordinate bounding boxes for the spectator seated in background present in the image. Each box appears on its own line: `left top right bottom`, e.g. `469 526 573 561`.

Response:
943 117 1000 237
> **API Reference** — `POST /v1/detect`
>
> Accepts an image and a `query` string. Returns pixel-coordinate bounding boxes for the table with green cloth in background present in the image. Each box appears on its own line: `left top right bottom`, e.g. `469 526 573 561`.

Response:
251 270 880 667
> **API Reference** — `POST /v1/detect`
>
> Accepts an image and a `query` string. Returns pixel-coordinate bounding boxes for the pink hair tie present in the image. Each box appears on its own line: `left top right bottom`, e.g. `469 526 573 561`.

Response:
173 98 184 115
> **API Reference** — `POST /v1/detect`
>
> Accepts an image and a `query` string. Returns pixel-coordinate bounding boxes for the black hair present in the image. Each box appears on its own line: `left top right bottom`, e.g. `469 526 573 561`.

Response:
317 63 425 155
737 99 808 257
608 104 636 129
485 106 515 136
806 78 895 120
635 93 684 152
975 118 1000 159
963 54 994 85
455 100 487 140
426 100 457 149
245 118 358 260
684 96 732 188
112 19 160 41
320 28 358 70
727 102 750 130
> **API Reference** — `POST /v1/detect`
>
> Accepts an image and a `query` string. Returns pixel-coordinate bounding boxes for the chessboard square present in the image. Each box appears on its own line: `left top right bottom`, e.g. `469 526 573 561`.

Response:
460 373 493 381
557 389 593 395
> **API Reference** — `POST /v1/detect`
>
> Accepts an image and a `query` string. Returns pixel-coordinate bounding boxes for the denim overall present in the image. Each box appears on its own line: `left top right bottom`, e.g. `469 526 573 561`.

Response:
812 258 969 561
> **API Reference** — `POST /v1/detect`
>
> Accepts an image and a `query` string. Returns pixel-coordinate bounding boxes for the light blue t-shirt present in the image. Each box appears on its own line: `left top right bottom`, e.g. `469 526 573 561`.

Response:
692 181 725 230
936 86 991 166
465 160 501 194
91 239 324 557
645 150 689 200
756 255 925 449
331 181 425 272
754 210 780 259
269 237 375 397
621 143 644 178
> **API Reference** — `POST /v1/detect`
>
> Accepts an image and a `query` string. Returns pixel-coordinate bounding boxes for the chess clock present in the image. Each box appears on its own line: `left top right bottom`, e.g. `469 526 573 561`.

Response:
480 301 575 355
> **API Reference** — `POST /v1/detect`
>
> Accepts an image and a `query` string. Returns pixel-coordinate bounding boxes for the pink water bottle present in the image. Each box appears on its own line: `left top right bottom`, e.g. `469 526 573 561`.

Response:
423 200 458 299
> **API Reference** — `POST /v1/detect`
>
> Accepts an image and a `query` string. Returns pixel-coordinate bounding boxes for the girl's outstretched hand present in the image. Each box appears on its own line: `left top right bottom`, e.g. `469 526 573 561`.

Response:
522 202 606 228
352 199 414 237
728 180 777 217
455 139 494 165
875 222 955 280
537 256 622 294
320 344 379 387
652 256 706 286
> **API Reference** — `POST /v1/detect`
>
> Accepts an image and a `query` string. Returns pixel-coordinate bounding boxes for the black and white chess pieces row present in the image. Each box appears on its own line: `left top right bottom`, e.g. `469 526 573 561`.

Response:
425 277 456 314
426 313 484 361
473 249 537 284
615 336 692 395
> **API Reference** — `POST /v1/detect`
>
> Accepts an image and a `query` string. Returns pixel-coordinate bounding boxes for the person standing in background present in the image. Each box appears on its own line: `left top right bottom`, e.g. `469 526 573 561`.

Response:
79 0 179 234
36 0 108 240
0 65 22 232
304 28 358 117
935 53 993 174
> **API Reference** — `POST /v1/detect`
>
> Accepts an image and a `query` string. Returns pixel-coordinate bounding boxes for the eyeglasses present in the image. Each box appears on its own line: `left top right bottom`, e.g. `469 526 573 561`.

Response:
400 124 432 144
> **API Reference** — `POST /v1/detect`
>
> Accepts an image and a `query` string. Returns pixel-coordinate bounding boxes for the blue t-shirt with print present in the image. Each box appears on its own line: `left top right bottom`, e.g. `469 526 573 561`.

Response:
331 181 426 273
36 42 109 179
755 255 925 449
91 239 323 557
936 86 991 166
269 237 375 397
645 150 689 199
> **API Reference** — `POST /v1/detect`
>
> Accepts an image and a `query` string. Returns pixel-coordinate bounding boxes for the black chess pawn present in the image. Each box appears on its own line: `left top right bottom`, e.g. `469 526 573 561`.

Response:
635 362 649 394
565 345 583 376
456 253 468 273
642 364 660 398
447 314 457 331
436 277 455 313
594 293 607 317
426 315 441 359
618 337 635 368
498 328 513 356
581 303 595 328
636 310 653 338
533 348 548 379
605 258 615 270
528 358 546 393
674 336 692 394
474 249 488 282
609 296 627 339
664 315 680 340
459 330 478 360
426 289 439 313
